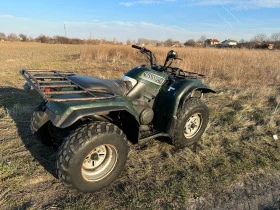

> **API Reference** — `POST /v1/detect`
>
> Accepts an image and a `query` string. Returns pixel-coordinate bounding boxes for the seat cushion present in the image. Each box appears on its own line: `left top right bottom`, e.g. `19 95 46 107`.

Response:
67 75 130 96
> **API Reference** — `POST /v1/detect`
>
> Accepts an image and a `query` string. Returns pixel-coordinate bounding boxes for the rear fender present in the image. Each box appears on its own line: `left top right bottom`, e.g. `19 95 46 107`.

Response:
45 96 139 128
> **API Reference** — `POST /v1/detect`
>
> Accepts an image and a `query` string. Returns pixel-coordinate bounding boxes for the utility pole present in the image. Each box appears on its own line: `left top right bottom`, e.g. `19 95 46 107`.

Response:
64 23 67 37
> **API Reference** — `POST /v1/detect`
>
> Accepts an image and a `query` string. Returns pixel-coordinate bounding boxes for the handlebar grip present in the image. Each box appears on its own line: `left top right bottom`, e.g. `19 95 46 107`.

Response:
131 45 142 50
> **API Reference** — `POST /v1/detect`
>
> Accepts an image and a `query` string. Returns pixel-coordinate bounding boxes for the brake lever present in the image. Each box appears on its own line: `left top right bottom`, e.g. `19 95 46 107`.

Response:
136 47 147 54
136 48 146 54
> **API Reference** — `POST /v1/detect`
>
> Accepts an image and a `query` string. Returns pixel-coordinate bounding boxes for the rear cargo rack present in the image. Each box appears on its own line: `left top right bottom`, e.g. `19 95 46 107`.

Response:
20 69 115 102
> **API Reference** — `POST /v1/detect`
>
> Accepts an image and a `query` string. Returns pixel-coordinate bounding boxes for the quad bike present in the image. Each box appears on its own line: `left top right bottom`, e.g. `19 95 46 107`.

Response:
20 45 215 193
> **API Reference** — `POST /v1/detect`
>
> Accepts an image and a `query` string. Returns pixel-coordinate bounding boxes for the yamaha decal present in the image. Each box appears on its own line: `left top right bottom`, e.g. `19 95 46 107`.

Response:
143 72 165 85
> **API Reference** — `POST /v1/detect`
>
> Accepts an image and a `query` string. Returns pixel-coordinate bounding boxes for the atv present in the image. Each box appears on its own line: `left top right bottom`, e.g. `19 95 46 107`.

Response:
20 45 215 193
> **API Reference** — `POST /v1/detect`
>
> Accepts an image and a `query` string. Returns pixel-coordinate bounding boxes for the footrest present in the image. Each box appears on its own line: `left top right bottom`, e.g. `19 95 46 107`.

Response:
140 130 169 142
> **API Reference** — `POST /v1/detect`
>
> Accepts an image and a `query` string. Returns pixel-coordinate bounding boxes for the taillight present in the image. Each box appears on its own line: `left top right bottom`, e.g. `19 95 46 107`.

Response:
43 87 51 92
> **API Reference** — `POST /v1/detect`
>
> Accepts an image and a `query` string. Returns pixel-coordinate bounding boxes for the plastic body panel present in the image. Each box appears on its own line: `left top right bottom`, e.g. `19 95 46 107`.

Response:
125 66 168 91
45 95 139 128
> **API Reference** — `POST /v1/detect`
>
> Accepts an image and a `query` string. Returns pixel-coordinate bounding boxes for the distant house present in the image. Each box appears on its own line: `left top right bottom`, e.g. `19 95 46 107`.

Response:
204 39 219 47
221 39 238 47
268 43 274 50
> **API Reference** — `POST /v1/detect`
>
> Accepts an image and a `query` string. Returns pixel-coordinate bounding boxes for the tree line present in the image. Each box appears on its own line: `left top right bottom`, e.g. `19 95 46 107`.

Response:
0 32 280 49
0 33 98 44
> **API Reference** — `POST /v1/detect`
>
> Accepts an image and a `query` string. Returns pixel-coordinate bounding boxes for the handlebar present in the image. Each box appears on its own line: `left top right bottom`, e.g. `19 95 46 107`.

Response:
131 45 151 52
131 45 204 78
131 45 142 50
132 45 154 67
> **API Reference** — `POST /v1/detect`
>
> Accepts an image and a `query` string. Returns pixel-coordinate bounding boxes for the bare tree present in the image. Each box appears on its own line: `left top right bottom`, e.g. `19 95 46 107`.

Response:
270 33 280 42
251 33 267 42
137 38 150 45
184 39 195 47
198 35 206 42
19 33 27 42
0 32 5 38
35 34 49 43
239 39 246 43
7 33 18 41
126 39 132 45
164 38 174 47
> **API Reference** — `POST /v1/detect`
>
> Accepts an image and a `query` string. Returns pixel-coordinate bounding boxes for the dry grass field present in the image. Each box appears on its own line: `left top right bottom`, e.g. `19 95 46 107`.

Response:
0 41 280 209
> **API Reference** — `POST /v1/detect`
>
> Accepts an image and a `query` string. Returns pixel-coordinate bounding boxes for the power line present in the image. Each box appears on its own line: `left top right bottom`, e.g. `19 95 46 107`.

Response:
64 23 67 37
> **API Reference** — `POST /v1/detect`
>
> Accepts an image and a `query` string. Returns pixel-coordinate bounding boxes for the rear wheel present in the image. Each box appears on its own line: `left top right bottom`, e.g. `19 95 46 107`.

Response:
173 98 209 147
56 121 128 193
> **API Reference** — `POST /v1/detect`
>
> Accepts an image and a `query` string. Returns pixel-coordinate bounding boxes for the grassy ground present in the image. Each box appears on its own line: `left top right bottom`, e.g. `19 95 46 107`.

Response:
0 42 280 209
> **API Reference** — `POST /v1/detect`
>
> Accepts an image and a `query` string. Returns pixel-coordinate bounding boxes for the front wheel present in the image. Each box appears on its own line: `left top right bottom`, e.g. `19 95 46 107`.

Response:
173 98 209 147
56 121 128 193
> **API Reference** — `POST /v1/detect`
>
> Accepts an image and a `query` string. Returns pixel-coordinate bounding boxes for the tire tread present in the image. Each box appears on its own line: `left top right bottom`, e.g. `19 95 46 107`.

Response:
172 98 209 147
56 121 127 191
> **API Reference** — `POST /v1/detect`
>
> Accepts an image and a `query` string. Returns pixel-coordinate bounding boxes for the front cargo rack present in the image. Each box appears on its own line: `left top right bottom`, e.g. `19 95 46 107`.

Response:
20 69 115 102
167 67 205 79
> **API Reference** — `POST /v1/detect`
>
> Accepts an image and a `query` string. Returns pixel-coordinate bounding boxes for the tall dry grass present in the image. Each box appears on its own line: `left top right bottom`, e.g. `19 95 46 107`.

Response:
80 44 280 89
0 42 280 209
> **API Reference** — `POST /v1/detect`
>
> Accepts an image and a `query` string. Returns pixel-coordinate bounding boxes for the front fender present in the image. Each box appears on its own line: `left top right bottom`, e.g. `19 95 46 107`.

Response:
179 86 216 107
153 78 215 136
45 96 139 128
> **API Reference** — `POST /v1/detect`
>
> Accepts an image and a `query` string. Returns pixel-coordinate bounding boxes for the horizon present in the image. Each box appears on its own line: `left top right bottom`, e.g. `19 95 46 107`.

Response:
0 0 280 42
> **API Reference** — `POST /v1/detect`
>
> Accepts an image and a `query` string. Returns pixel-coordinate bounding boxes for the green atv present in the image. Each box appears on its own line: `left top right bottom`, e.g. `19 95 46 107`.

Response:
20 45 215 193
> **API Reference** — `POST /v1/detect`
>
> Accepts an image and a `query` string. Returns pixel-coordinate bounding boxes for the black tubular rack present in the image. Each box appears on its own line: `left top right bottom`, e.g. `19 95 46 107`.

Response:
20 69 115 102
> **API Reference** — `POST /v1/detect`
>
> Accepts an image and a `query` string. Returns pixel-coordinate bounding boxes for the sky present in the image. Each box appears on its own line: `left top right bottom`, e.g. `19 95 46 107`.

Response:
0 0 280 42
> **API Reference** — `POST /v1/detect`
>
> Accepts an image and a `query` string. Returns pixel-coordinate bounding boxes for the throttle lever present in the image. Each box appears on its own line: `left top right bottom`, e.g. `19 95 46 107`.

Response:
176 57 184 61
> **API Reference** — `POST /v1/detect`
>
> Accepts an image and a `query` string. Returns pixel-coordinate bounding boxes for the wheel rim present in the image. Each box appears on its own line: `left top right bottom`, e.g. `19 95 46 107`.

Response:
184 113 203 138
81 144 118 182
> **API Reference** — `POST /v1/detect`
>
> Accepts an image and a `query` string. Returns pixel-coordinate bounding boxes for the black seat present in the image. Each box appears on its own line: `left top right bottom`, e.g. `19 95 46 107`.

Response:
67 75 130 96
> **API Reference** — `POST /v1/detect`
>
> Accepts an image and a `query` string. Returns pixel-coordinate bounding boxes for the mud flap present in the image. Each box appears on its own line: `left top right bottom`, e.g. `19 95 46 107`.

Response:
31 102 50 133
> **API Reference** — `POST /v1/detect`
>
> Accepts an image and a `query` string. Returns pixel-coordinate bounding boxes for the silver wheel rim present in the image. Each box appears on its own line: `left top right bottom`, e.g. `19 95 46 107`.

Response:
81 144 118 182
184 113 203 138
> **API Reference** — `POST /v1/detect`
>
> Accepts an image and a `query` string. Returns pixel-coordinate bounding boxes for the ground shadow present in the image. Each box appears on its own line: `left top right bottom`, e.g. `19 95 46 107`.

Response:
0 86 57 177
